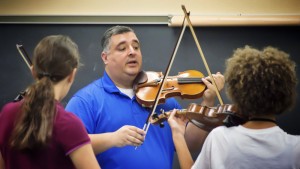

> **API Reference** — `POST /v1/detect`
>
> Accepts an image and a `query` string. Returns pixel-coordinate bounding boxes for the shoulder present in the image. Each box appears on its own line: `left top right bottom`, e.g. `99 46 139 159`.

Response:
56 103 84 125
54 104 88 137
278 128 300 146
0 101 21 118
76 79 104 96
206 125 237 140
0 102 22 140
68 79 105 105
208 125 227 135
1 101 20 111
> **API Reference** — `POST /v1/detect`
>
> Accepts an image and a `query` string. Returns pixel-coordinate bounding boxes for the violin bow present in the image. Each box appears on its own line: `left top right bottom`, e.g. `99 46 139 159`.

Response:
16 44 32 69
181 5 224 105
138 14 188 145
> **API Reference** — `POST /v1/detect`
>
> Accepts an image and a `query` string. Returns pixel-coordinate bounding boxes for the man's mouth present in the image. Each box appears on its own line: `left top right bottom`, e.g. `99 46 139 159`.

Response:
127 60 138 66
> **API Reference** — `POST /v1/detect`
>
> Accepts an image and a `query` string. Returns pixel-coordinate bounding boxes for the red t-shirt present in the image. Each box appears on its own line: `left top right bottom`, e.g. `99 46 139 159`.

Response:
0 101 91 169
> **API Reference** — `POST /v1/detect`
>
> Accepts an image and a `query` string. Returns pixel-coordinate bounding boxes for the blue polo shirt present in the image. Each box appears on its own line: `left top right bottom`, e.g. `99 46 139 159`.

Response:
66 71 181 169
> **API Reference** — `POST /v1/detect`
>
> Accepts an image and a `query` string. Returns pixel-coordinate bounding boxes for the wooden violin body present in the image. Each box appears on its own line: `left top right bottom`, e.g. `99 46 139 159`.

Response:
134 70 206 107
151 103 247 131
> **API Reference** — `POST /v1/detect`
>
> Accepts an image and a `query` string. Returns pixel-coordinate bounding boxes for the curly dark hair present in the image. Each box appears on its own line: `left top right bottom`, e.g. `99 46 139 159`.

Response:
224 45 297 117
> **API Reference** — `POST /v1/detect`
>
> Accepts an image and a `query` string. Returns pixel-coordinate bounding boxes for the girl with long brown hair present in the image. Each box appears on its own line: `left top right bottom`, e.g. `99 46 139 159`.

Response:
0 35 100 169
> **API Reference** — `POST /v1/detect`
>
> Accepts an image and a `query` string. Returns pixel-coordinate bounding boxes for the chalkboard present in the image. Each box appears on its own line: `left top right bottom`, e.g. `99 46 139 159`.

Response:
1 24 299 134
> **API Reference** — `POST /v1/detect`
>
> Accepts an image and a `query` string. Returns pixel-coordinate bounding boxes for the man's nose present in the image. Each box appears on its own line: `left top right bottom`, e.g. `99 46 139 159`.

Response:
128 46 136 55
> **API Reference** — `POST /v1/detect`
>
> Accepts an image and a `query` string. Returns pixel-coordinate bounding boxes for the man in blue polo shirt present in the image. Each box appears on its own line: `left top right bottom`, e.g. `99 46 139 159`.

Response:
66 25 224 169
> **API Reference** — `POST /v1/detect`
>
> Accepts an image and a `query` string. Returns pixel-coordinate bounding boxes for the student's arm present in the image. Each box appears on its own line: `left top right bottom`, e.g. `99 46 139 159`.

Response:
173 133 194 169
0 151 5 169
69 143 101 169
168 109 194 169
89 125 145 154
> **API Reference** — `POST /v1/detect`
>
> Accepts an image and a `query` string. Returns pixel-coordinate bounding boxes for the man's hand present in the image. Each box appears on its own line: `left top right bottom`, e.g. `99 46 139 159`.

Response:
202 72 225 106
112 125 145 147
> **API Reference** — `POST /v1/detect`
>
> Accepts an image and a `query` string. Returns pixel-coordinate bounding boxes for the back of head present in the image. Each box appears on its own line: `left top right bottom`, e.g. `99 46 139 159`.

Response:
224 45 297 116
101 25 134 52
33 35 80 82
10 35 80 150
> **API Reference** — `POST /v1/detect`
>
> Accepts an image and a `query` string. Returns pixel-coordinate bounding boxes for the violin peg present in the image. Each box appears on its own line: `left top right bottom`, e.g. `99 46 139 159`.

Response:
152 113 159 120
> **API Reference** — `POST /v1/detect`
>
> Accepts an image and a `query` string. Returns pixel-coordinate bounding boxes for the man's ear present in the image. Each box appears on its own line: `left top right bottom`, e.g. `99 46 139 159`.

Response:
101 52 108 65
68 68 77 83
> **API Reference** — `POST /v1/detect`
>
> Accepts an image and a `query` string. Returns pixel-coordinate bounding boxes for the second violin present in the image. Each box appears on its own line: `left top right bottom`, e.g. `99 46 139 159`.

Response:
151 103 247 131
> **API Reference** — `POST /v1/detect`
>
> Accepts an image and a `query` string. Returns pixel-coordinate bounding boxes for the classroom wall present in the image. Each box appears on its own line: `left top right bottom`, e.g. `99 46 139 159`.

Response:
1 0 300 15
1 0 300 26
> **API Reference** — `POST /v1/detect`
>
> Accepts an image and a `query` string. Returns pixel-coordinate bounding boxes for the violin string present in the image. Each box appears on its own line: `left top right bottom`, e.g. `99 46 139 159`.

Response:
181 5 224 105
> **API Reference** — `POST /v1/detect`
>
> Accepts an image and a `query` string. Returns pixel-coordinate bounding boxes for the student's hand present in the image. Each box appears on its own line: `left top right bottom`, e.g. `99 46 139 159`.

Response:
112 125 145 147
201 72 224 106
167 109 189 137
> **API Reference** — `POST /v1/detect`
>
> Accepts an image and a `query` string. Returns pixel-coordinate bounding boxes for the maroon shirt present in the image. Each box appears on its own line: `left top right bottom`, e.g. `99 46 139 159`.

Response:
0 101 90 169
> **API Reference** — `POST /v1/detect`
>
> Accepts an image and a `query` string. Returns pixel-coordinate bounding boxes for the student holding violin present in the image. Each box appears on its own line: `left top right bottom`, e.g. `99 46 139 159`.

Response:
0 35 100 169
168 45 300 169
65 25 225 169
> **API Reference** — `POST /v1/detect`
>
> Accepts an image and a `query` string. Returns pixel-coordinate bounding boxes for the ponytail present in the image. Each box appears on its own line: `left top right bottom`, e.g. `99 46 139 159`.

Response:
10 77 55 150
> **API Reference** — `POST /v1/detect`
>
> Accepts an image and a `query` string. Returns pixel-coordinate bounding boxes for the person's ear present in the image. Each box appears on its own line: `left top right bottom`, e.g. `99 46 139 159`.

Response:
101 52 108 65
68 68 77 83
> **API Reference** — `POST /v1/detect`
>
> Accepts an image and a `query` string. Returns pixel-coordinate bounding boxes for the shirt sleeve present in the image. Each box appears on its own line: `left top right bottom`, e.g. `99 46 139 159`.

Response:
54 112 91 155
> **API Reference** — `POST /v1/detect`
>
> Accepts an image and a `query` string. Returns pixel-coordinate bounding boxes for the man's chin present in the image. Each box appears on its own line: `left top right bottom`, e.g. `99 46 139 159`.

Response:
126 69 140 77
127 67 141 74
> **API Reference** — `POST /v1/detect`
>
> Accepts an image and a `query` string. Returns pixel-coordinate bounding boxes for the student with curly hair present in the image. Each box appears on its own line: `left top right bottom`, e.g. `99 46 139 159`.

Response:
168 45 300 169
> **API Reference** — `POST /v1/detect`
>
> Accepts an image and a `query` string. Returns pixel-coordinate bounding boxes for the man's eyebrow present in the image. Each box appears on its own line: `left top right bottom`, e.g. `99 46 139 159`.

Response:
133 39 140 44
115 41 126 47
116 39 139 47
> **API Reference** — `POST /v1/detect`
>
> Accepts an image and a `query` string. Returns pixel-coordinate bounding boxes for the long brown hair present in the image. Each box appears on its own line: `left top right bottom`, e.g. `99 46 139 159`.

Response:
10 35 80 150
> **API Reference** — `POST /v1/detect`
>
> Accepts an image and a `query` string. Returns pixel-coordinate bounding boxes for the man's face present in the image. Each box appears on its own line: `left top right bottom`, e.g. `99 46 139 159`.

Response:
102 32 142 81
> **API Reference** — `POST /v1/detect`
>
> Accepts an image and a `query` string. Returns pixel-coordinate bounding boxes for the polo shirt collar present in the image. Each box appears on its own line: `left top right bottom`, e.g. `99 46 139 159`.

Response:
102 71 121 93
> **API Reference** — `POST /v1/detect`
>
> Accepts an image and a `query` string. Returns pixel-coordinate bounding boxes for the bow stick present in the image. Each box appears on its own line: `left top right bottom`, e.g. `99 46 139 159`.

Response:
137 16 188 149
181 5 224 105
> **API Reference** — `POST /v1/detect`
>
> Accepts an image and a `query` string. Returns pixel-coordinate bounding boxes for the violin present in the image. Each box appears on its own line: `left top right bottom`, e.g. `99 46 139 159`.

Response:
134 70 207 107
150 103 247 131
